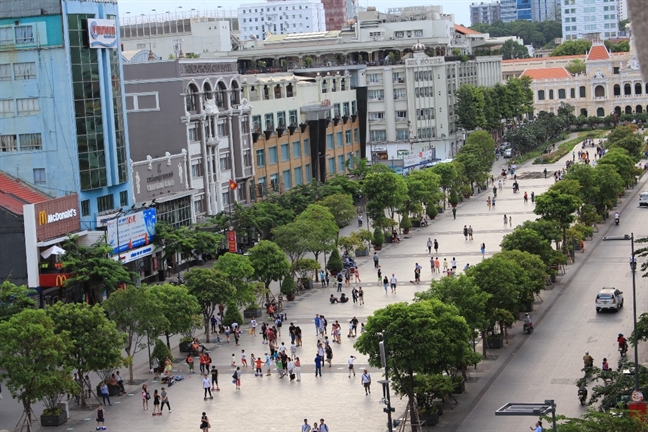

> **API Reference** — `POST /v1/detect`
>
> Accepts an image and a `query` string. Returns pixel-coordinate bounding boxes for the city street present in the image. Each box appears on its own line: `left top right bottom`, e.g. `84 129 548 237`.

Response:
1 135 646 432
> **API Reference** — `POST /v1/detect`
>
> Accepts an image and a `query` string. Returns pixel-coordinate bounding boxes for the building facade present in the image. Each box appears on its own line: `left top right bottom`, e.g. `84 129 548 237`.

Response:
562 0 620 41
321 0 346 30
0 0 133 229
237 0 326 41
522 43 648 118
123 58 254 221
500 0 560 22
532 0 560 21
241 68 365 195
470 2 502 26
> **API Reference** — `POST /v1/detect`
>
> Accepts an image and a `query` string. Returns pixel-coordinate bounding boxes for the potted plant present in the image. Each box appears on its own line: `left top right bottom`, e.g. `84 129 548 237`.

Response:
292 258 320 289
280 276 297 301
486 333 504 349
41 401 67 427
448 190 459 208
426 205 438 220
372 227 384 251
451 375 466 394
400 214 412 234
326 249 344 275
179 335 194 353
222 302 243 327
461 184 472 199
151 338 173 379
244 302 263 319
355 229 373 257
338 235 362 256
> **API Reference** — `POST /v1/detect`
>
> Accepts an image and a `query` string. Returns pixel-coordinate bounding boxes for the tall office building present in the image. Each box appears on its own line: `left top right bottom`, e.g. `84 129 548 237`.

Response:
237 0 326 41
562 0 620 40
500 0 560 22
532 0 560 21
321 0 346 30
500 0 519 22
0 0 132 229
470 2 502 26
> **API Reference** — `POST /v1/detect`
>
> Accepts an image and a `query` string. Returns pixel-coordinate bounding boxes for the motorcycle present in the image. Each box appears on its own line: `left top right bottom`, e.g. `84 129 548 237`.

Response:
619 342 628 357
358 218 363 227
578 387 588 406
615 217 620 226
523 321 534 334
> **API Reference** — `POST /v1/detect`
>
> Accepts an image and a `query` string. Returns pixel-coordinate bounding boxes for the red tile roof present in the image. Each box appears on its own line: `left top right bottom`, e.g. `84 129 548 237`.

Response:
587 44 610 61
520 67 572 80
0 171 50 215
502 54 586 64
455 24 481 35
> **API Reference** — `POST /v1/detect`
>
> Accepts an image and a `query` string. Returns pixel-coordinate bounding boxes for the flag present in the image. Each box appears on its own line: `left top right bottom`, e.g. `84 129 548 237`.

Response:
229 179 238 190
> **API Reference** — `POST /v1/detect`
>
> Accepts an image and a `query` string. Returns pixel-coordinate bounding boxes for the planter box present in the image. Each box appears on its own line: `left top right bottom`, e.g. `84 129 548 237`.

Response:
286 295 296 301
452 379 466 394
433 400 444 416
385 237 393 244
355 249 369 257
420 412 439 426
412 220 422 227
243 308 262 319
179 341 192 353
373 245 383 251
41 412 67 427
487 337 504 349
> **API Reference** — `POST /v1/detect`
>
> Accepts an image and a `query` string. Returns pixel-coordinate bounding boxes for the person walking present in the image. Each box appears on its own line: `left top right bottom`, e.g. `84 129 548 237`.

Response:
452 207 457 219
234 367 241 390
336 273 343 292
241 350 248 367
100 381 111 406
210 366 219 391
442 258 448 273
265 352 272 376
160 387 171 413
383 275 389 293
531 191 535 203
319 419 330 432
433 239 438 254
95 404 106 430
314 353 323 377
210 315 216 334
463 225 468 240
373 252 379 268
434 257 440 274
414 263 421 284
427 238 432 254
348 355 357 377
480 243 486 258
250 318 257 337
202 375 213 400
361 369 372 395
354 268 361 283
186 354 194 374
152 389 161 415
314 314 321 336
509 216 512 228
302 419 312 432
200 412 211 432
524 191 528 203
390 273 397 293
468 225 473 240
294 357 302 381
503 214 508 228
358 287 364 305
487 196 492 210
141 384 149 410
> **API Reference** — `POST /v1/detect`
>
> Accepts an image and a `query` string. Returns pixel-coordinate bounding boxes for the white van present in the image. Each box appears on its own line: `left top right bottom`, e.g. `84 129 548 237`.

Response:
640 191 648 207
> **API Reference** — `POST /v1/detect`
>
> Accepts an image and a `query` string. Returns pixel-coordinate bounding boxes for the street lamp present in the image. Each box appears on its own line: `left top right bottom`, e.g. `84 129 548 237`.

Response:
379 332 395 432
630 233 640 392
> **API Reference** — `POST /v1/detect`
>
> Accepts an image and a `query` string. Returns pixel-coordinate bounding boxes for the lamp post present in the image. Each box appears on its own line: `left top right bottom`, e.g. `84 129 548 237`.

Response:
379 332 395 432
630 233 640 392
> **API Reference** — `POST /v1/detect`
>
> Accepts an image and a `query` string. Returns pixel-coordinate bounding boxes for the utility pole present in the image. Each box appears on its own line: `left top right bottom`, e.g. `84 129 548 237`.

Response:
379 332 395 432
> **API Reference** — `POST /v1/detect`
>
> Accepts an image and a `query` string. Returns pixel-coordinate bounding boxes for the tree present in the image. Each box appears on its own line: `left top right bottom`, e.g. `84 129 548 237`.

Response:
429 162 458 207
363 170 408 222
550 39 592 57
213 253 256 308
404 168 442 216
518 219 562 249
585 361 648 412
598 148 639 187
606 125 644 158
500 39 530 60
534 190 582 254
455 131 496 187
295 204 339 263
605 39 630 53
470 20 561 48
565 59 586 74
0 309 74 428
592 164 624 213
326 248 344 273
47 302 124 407
148 284 201 349
554 412 648 431
456 85 486 130
500 228 556 268
102 286 167 383
248 240 290 292
0 281 36 321
61 238 136 304
183 268 236 343
497 250 548 300
354 300 477 426
320 193 357 230
272 220 310 263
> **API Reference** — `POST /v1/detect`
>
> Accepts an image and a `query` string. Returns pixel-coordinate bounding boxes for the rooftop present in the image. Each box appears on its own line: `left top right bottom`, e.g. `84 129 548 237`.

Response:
587 44 611 61
455 24 481 35
520 67 572 80
502 54 586 64
0 172 50 215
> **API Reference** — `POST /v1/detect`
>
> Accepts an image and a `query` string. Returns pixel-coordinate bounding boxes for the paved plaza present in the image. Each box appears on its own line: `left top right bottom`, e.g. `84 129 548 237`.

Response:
4 133 642 432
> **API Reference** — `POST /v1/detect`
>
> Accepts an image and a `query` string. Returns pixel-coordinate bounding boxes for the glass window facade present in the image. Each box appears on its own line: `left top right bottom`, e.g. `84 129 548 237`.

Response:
156 195 192 227
109 43 128 184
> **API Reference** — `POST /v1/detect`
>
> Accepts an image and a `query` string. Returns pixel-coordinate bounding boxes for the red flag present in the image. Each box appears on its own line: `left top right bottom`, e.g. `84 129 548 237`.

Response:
229 179 238 190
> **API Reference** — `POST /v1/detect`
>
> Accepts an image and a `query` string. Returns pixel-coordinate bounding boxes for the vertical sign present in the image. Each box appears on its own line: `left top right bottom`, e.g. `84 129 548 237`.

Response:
227 230 237 253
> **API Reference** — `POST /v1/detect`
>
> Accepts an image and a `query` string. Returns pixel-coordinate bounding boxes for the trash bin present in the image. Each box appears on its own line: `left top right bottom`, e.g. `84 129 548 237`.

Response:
158 270 166 282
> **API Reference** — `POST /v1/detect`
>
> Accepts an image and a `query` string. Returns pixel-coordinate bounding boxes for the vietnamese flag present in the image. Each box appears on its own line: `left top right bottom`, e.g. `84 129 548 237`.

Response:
229 179 238 190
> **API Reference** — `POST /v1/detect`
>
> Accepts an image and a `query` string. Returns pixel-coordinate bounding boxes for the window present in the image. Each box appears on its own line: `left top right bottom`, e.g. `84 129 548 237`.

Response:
81 200 90 217
343 102 350 116
367 73 380 83
16 98 39 116
369 130 387 141
558 89 566 99
338 155 345 173
193 199 204 215
191 161 203 178
97 194 115 213
277 111 286 128
345 130 352 145
280 144 289 162
252 115 262 132
294 167 303 186
0 27 12 45
336 131 343 147
326 133 334 150
549 90 554 100
328 157 335 174
264 113 274 130
270 173 279 191
220 154 231 171
292 141 301 158
394 88 406 99
14 25 34 44
31 168 46 185
188 128 198 142
354 128 359 143
13 62 35 80
125 92 159 112
538 90 545 100
396 129 409 140
305 164 312 182
333 103 341 117
368 89 384 100
396 110 407 119
0 64 10 80
580 86 586 97
19 133 42 150
1 135 17 152
417 128 432 139
369 112 385 121
120 191 128 207
269 146 278 164
570 88 575 98
289 109 298 126
351 101 357 115
282 170 292 190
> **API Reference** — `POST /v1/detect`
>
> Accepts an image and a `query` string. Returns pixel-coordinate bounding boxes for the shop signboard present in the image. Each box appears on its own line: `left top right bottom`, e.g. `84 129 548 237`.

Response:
87 18 117 49
106 209 157 255
34 195 81 242
227 230 237 253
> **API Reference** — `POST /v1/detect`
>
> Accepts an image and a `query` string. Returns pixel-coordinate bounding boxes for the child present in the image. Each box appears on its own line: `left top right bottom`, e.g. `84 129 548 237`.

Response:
96 403 106 430
231 353 236 367
241 350 248 367
186 354 194 374
377 267 382 282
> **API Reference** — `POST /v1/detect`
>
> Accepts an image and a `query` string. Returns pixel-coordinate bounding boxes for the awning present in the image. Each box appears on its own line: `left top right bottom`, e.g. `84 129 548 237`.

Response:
40 245 66 259
36 230 88 247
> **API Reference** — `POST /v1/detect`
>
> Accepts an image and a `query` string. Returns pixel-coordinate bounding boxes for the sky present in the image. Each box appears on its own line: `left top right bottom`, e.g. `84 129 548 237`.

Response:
117 0 474 27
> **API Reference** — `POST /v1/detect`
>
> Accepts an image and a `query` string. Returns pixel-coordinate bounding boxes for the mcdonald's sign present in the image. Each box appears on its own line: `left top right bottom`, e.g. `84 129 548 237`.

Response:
38 211 47 225
34 195 80 242
39 272 72 288
55 274 68 286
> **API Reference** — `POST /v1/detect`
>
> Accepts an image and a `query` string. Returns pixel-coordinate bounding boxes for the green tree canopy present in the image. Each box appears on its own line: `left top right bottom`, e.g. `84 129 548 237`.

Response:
248 240 291 291
606 125 644 158
363 170 408 221
470 20 562 48
213 253 257 307
404 169 442 215
183 268 236 342
554 411 648 431
456 85 486 130
550 39 592 56
500 39 530 60
500 228 556 268
320 193 357 229
47 302 125 407
598 148 640 187
0 281 36 321
534 189 582 253
148 284 201 348
565 59 586 74
102 286 167 382
455 131 496 187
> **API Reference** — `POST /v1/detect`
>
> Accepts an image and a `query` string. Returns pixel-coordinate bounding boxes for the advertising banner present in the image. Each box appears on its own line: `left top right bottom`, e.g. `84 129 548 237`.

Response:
33 195 81 242
106 209 157 255
227 231 237 253
87 18 117 49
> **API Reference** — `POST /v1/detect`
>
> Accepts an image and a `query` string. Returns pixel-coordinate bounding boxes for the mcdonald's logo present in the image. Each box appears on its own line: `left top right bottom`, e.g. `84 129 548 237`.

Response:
38 211 47 225
55 274 68 286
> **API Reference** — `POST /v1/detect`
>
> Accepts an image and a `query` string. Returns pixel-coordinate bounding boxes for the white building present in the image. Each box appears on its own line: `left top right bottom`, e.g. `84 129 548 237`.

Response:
237 0 326 41
470 2 502 26
562 0 620 41
617 0 628 20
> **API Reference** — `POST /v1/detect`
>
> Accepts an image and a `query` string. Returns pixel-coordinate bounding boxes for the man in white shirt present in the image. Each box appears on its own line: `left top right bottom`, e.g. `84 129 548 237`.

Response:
250 319 257 337
390 274 397 293
361 369 372 395
348 355 356 377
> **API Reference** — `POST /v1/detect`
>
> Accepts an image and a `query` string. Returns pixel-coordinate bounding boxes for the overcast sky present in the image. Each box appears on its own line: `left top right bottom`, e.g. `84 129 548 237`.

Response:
117 0 474 27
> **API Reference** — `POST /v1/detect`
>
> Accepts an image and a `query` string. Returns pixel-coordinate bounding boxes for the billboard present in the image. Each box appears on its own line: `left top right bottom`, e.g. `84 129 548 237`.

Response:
33 195 81 242
106 208 156 254
87 19 117 49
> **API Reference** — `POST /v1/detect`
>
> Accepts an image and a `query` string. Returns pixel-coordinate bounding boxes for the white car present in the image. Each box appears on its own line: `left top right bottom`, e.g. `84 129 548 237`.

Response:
595 287 624 312
639 191 648 207
503 148 512 159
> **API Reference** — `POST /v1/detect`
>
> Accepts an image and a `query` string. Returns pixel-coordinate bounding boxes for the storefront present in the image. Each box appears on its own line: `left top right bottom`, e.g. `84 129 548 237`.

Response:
23 194 87 305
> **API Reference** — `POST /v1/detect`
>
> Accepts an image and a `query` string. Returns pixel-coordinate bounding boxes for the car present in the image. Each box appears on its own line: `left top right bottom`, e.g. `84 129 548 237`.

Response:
640 191 648 207
595 287 624 312
503 148 512 159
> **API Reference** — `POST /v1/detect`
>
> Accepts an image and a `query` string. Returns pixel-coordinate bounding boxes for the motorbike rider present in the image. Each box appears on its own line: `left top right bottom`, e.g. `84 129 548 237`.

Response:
602 358 610 371
583 351 594 369
577 385 588 403
615 212 620 222
618 333 628 353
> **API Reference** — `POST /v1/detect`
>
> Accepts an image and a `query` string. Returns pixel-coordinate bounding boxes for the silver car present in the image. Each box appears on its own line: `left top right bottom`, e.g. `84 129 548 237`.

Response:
595 287 624 312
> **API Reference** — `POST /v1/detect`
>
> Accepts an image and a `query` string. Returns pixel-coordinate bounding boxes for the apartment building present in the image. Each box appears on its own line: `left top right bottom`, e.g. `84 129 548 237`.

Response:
321 0 347 30
237 0 326 41
562 0 621 41
470 2 502 26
